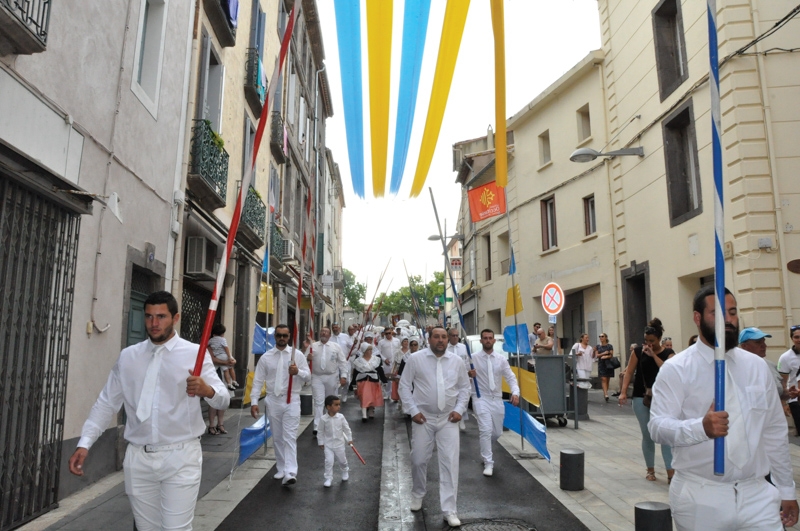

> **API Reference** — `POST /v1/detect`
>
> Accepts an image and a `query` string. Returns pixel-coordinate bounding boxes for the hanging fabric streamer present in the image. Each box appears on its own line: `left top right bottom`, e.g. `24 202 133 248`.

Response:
489 0 507 187
390 0 431 194
409 0 471 197
192 0 299 377
367 0 393 197
333 0 366 197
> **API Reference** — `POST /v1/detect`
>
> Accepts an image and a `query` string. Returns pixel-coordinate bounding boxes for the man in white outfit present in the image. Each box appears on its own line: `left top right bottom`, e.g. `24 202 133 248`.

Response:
332 323 355 401
251 324 310 485
649 285 798 530
467 329 519 477
307 327 348 434
378 328 401 399
399 326 471 528
68 291 229 531
446 327 470 430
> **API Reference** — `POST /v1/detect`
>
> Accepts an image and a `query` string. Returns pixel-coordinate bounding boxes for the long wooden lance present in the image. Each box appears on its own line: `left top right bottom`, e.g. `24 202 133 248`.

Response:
192 0 299 378
403 260 429 346
346 261 391 360
428 188 480 398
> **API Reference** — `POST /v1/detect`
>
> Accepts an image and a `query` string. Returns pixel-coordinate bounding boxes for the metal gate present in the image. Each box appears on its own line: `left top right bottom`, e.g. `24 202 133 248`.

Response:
0 176 80 530
181 282 212 344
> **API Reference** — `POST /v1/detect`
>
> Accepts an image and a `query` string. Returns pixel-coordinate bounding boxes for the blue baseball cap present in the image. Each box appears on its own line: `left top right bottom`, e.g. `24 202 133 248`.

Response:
739 327 772 343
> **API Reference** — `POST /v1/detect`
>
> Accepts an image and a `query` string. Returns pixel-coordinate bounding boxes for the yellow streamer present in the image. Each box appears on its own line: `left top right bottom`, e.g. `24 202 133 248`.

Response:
242 371 267 406
505 284 524 317
409 0 470 197
367 0 393 197
490 0 507 187
501 366 540 407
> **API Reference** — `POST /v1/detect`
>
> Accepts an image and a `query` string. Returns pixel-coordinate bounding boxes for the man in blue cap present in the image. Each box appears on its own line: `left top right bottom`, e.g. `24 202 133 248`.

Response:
739 327 784 399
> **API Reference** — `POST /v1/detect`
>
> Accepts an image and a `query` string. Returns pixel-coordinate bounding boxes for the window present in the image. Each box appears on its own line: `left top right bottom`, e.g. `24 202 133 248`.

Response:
583 195 596 235
294 174 304 238
662 100 702 226
538 130 551 166
577 104 591 142
652 0 688 101
196 31 224 132
132 0 168 116
483 234 492 281
243 115 256 177
541 196 557 250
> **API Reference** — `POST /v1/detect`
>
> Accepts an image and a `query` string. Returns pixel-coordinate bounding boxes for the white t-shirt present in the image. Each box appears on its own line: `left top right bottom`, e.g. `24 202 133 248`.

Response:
208 336 229 361
777 347 800 402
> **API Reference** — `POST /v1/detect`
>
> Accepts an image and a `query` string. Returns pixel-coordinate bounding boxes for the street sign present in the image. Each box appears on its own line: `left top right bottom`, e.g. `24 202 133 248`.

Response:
548 314 557 324
450 257 462 271
541 282 565 315
434 296 440 308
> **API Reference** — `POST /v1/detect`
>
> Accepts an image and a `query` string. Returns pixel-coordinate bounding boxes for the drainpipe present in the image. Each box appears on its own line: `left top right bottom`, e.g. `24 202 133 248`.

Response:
752 4 793 336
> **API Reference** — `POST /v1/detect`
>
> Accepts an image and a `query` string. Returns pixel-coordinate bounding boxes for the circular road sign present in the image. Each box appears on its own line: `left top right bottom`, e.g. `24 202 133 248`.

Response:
542 282 565 316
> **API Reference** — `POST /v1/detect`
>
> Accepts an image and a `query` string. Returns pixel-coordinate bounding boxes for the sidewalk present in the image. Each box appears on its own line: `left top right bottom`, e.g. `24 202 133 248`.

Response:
17 389 800 530
500 389 800 531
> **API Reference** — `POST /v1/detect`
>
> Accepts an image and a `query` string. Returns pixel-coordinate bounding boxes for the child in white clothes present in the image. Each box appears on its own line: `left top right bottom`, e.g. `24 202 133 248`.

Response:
317 395 352 487
208 323 238 390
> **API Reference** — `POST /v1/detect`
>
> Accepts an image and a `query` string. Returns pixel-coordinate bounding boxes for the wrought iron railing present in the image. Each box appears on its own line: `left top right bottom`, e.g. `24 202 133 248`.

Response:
190 120 228 201
1 0 50 46
242 187 266 242
270 111 286 164
245 48 266 106
270 221 284 260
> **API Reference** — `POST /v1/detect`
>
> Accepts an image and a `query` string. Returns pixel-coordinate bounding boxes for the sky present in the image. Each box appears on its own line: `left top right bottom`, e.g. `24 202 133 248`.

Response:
316 0 602 296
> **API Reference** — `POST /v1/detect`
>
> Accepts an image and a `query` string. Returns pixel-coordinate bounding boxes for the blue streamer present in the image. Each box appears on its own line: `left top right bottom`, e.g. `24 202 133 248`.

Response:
334 0 366 197
389 0 431 194
503 402 550 461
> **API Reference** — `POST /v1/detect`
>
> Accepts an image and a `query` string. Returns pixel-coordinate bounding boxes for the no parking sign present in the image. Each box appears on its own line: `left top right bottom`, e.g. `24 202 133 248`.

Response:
541 282 565 316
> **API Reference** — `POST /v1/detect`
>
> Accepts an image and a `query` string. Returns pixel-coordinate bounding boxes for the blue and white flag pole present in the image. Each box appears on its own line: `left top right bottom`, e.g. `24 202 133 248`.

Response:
708 0 726 476
429 188 480 398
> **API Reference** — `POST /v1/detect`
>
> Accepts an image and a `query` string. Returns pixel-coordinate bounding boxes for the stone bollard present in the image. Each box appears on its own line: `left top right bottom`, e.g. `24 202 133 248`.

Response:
559 448 584 491
634 501 672 531
300 393 313 416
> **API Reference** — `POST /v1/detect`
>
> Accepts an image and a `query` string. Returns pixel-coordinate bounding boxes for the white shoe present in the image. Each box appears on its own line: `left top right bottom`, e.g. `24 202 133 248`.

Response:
410 497 423 512
444 513 461 527
323 479 332 488
483 467 493 477
282 475 296 485
459 420 466 431
342 471 349 481
273 472 285 480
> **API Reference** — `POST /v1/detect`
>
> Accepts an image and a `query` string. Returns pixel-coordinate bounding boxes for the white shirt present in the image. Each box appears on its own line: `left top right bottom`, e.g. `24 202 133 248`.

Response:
446 341 469 365
572 343 594 372
307 340 347 378
78 334 229 449
352 355 381 381
317 412 353 447
648 341 796 500
472 350 520 399
250 346 311 404
207 335 229 361
777 347 800 403
332 332 353 355
398 348 471 418
378 337 401 365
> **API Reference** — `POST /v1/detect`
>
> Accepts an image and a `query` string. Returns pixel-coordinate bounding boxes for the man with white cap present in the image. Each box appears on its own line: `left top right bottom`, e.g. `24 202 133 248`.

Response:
739 327 784 398
307 327 348 434
399 325 471 528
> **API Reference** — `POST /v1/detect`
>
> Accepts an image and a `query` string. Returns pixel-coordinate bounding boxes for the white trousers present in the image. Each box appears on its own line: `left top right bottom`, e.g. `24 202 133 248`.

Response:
324 444 349 480
670 472 783 531
312 374 342 430
124 438 202 531
342 361 352 402
410 412 460 515
266 394 301 478
472 396 504 468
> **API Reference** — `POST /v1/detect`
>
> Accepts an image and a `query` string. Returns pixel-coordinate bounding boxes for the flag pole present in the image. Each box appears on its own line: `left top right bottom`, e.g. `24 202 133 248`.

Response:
429 188 480 398
708 0 726 476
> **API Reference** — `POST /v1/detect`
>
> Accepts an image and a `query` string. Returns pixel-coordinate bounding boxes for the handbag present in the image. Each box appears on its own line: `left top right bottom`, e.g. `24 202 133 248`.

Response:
642 387 653 408
607 356 621 370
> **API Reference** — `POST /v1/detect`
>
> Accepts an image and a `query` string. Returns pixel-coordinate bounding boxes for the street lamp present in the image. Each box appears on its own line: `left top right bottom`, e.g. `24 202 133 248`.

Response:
428 225 464 328
569 146 644 163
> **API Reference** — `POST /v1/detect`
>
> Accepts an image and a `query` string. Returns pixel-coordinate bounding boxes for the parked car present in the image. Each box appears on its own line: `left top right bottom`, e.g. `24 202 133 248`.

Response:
465 335 506 358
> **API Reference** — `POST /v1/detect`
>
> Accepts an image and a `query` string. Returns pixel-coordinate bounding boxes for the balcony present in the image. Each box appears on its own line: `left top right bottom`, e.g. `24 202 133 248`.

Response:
244 48 267 117
187 120 229 211
270 111 286 164
236 187 266 251
0 0 50 55
269 221 285 263
203 0 236 47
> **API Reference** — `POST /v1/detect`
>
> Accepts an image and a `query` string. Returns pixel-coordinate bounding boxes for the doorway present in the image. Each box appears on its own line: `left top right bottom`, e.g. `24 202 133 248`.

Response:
562 291 585 352
621 261 651 356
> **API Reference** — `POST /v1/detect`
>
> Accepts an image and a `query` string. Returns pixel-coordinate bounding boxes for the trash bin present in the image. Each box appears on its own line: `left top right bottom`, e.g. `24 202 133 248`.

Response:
566 385 589 420
300 393 313 416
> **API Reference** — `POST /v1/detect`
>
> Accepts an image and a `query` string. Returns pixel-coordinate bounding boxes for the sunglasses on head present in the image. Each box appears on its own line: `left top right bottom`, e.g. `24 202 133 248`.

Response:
275 333 290 338
792 325 800 332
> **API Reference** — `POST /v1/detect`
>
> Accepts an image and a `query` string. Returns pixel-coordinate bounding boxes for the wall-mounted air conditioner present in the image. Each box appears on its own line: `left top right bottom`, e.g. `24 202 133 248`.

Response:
281 239 295 260
186 237 217 280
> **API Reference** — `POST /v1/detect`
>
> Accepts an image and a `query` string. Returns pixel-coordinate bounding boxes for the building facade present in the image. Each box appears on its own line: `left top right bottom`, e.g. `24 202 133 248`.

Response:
456 0 800 370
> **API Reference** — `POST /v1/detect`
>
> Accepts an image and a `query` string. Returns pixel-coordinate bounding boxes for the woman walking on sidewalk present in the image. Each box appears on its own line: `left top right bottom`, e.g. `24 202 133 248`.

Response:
618 318 675 482
595 333 615 402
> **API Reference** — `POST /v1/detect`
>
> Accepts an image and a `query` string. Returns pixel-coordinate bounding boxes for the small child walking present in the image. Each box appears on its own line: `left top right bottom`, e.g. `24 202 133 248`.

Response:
317 395 352 487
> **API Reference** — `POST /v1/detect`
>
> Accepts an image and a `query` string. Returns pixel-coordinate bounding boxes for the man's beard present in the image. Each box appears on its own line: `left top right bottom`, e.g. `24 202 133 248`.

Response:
147 325 173 343
699 319 739 351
